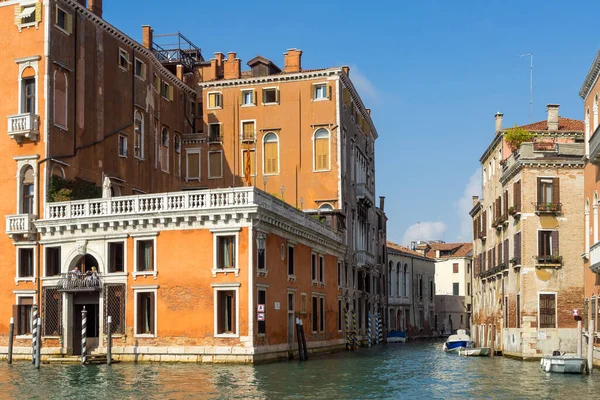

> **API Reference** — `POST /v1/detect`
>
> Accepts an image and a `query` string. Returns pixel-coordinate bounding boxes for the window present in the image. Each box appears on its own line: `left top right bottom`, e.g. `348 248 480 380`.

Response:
14 297 33 336
262 88 279 104
288 245 295 276
539 293 556 328
45 247 60 277
186 149 201 181
153 74 160 92
241 89 255 106
134 111 144 159
319 255 325 283
53 70 68 129
135 291 155 336
242 121 255 142
23 77 35 114
403 264 408 297
430 280 434 300
337 261 342 286
516 294 521 328
311 253 317 281
217 235 236 269
160 128 169 172
538 230 558 258
208 123 222 142
108 242 125 273
257 240 266 271
18 248 34 278
17 3 40 27
453 282 459 296
161 81 174 101
208 151 223 179
337 299 343 331
207 92 222 109
242 149 256 178
467 283 471 296
537 178 559 208
453 263 459 274
119 49 130 70
313 84 329 100
319 297 325 332
216 289 237 335
263 132 279 174
257 289 266 335
300 293 307 314
313 128 330 171
134 59 146 80
312 296 318 332
136 240 154 272
21 166 34 214
173 135 181 177
118 134 128 157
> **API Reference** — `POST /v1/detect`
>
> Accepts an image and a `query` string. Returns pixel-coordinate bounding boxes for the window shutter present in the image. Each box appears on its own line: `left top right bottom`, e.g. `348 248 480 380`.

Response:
538 231 543 256
149 293 155 334
537 177 542 204
252 90 257 105
167 85 174 101
505 239 509 265
35 2 42 22
12 305 20 334
65 13 72 33
275 88 280 104
218 123 223 138
552 231 559 256
482 210 487 233
136 294 143 334
187 153 199 179
310 84 315 100
327 84 332 100
552 178 560 205
208 94 215 108
239 91 243 105
15 6 23 25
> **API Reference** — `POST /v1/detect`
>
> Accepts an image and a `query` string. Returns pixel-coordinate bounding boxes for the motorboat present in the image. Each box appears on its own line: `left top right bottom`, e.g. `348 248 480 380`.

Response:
540 353 587 374
442 329 473 352
458 347 491 357
386 330 408 343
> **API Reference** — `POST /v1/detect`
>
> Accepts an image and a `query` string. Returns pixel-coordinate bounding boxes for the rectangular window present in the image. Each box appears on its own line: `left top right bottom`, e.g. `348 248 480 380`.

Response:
257 289 266 335
208 151 223 179
241 90 255 106
311 254 317 281
186 150 201 181
538 230 559 258
257 245 266 271
242 121 255 141
217 236 236 269
337 261 342 286
119 49 130 70
313 84 328 100
108 242 125 273
319 255 324 283
262 88 278 104
312 296 318 332
208 92 222 109
23 77 35 114
134 118 143 159
19 248 34 278
453 263 459 274
516 294 521 328
45 247 60 277
504 297 509 328
153 74 160 92
136 240 154 272
539 293 556 329
161 82 174 101
118 134 128 157
216 290 236 335
467 283 471 296
241 149 256 178
136 292 155 335
288 246 294 276
14 297 33 336
453 282 459 296
319 297 325 332
300 293 307 314
337 299 342 331
537 177 559 210
134 59 146 80
208 123 221 142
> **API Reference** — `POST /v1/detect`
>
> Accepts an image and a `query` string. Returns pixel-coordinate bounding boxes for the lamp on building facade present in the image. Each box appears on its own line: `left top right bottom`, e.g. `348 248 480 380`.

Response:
257 233 266 252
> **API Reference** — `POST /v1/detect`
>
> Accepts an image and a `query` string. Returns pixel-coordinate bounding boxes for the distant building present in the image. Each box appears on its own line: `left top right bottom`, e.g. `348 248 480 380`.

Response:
386 242 435 337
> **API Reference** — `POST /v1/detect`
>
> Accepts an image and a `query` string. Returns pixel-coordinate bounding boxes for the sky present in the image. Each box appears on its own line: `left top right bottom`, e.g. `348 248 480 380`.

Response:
105 0 600 246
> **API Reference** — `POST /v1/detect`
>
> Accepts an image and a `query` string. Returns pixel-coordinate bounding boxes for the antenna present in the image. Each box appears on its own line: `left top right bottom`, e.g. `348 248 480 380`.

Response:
519 53 533 123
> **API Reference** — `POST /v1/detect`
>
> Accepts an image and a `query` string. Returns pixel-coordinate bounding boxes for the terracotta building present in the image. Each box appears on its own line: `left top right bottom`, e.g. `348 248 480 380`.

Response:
471 107 585 358
580 50 600 366
0 0 385 362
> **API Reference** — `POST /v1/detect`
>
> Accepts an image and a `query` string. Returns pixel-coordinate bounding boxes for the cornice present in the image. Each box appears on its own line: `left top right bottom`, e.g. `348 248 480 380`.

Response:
580 50 600 100
198 69 341 89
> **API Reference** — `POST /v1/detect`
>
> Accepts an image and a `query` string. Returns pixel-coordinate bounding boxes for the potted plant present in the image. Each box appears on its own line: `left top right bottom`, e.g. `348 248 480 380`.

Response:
549 203 559 212
508 206 516 216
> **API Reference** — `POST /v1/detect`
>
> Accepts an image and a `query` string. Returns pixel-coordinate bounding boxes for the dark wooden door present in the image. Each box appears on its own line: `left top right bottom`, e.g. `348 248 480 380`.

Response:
73 304 83 355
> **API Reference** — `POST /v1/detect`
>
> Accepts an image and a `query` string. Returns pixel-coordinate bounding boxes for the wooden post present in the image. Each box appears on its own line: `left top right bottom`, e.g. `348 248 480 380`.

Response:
34 318 41 369
81 307 87 365
8 317 14 365
31 305 38 365
107 315 112 366
300 319 308 361
577 319 582 358
490 325 495 357
296 318 304 361
588 319 594 375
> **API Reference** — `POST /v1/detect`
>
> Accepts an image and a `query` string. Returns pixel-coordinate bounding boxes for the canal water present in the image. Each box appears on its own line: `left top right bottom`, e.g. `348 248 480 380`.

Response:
1 341 600 399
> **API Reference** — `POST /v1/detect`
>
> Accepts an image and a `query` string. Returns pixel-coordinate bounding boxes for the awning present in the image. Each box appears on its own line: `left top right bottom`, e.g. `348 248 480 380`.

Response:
18 6 36 19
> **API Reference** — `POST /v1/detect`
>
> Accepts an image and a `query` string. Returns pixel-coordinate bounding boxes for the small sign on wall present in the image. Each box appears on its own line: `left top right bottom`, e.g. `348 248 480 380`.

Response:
257 304 265 312
274 302 281 310
538 331 547 340
257 313 265 321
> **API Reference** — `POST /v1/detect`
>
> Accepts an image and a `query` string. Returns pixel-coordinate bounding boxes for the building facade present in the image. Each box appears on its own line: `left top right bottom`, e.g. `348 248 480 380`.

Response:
471 107 585 358
386 242 435 337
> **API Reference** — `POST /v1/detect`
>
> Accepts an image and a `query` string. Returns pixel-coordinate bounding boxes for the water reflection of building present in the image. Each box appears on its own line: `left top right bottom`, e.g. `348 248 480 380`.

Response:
0 0 386 361
471 108 584 358
386 242 435 337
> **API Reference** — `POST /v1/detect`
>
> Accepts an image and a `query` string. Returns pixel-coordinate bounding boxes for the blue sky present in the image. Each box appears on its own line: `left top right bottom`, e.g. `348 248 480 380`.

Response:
105 0 599 245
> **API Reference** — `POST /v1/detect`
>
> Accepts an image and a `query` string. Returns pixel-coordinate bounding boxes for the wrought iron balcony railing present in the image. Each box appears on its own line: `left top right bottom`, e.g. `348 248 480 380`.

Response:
534 255 563 267
533 202 562 214
57 272 102 292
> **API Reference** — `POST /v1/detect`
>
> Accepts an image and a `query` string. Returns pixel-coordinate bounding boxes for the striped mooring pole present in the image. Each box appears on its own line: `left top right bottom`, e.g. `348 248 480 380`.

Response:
352 309 358 350
367 312 372 347
31 305 38 364
374 313 378 345
81 306 87 365
378 314 383 344
345 309 350 351
35 318 41 369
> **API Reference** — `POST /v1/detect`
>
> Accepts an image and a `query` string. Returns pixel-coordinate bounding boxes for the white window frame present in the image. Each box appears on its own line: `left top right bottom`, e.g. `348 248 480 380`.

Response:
313 82 328 101
257 285 268 337
262 131 280 176
262 86 279 105
185 148 201 182
15 245 36 284
133 285 158 338
132 234 158 280
15 2 40 31
211 228 240 277
14 292 36 339
212 283 241 338
15 155 38 215
257 232 267 277
241 148 257 177
134 58 146 81
241 89 255 107
106 239 128 277
311 252 318 285
207 91 223 110
16 55 40 115
537 291 558 330
208 150 223 179
53 69 68 130
160 128 169 173
118 48 130 71
118 134 128 158
208 122 222 143
240 119 256 142
312 128 331 172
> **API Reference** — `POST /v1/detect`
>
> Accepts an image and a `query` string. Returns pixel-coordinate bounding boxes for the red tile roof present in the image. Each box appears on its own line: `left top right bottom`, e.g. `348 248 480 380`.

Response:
386 241 431 259
518 117 584 132
424 242 472 259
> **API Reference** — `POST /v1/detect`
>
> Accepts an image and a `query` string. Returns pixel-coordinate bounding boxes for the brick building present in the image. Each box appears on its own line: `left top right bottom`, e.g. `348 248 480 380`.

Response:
471 107 585 358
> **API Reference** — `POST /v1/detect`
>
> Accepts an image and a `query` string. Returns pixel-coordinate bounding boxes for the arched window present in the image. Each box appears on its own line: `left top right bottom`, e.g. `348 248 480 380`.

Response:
154 121 158 169
313 128 330 171
134 110 144 159
595 95 599 130
319 203 333 211
388 261 393 296
21 166 34 214
53 70 68 129
263 132 279 174
21 66 36 114
160 128 169 173
403 263 408 298
173 134 181 177
396 262 400 297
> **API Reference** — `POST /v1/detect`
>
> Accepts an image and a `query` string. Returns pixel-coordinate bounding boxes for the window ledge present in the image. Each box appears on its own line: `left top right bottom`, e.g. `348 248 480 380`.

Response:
214 333 239 338
55 25 71 36
132 271 157 280
212 268 240 278
287 275 296 282
257 269 268 277
241 104 255 108
312 98 328 102
105 272 128 277
262 102 279 106
208 176 224 180
319 282 326 288
312 169 332 173
15 277 35 285
207 107 222 110
16 335 33 340
311 280 319 286
17 22 39 32
53 123 68 131
263 173 279 177
134 333 156 338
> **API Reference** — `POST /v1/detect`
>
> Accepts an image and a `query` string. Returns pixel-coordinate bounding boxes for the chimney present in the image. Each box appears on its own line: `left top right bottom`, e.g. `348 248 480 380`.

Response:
379 196 385 211
366 108 371 115
283 48 302 73
495 112 503 133
210 53 224 80
142 25 153 50
88 0 102 18
342 66 350 76
176 65 184 81
547 104 560 131
472 196 479 207
223 52 241 80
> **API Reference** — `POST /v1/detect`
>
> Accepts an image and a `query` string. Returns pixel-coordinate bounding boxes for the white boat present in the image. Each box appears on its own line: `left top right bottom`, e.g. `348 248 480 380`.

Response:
540 355 587 374
442 329 473 352
458 347 491 357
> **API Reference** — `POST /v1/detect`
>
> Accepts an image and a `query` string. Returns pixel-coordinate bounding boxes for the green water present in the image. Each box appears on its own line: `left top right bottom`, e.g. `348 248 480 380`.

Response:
1 341 599 399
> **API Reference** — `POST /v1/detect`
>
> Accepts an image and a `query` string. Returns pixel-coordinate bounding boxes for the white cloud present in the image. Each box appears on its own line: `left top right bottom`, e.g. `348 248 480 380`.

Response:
349 65 377 99
402 221 447 246
456 168 482 242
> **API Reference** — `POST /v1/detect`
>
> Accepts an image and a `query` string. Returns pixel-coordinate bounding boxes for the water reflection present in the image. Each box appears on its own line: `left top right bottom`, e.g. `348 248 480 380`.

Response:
0 342 599 399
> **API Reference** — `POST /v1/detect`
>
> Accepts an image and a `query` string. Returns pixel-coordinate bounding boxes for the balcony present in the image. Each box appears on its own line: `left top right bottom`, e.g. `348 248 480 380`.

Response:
508 205 521 218
356 250 375 268
590 241 600 273
534 202 562 214
7 113 40 142
5 213 37 239
241 132 256 144
356 182 374 206
535 254 563 268
478 264 507 279
57 272 102 292
589 124 600 164
208 134 222 144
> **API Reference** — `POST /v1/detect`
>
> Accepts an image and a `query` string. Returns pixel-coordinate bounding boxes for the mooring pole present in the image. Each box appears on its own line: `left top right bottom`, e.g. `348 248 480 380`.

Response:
8 317 14 365
296 318 304 361
81 307 87 365
31 305 38 364
35 318 41 369
367 312 372 348
588 319 594 375
107 315 112 366
577 319 582 358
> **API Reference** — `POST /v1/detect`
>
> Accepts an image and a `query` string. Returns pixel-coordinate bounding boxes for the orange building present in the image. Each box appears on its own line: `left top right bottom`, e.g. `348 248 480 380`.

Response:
0 0 386 362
